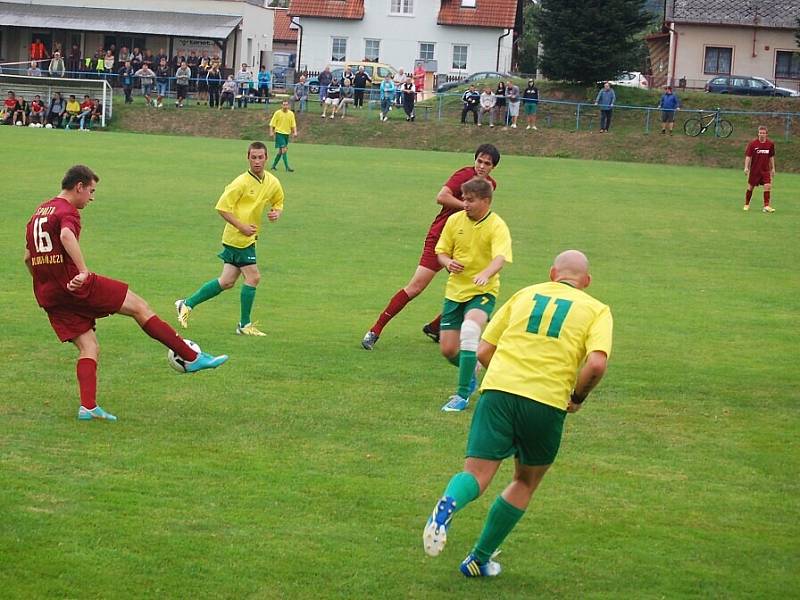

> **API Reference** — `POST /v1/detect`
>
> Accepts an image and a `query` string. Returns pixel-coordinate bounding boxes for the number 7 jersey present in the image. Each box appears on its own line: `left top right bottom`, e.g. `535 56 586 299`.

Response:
25 197 82 308
480 281 613 410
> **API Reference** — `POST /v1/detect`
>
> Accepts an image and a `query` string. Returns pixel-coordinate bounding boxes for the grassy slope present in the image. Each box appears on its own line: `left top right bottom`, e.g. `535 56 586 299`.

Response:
0 128 798 598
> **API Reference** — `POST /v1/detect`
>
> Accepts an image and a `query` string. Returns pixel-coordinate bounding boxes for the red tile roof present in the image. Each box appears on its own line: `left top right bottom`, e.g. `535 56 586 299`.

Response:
437 0 517 29
288 0 364 20
273 9 298 42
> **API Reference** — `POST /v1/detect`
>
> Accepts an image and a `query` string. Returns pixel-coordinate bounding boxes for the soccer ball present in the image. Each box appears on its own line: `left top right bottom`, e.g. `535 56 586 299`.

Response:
15 121 22 126
28 123 35 127
168 339 201 373
45 123 53 129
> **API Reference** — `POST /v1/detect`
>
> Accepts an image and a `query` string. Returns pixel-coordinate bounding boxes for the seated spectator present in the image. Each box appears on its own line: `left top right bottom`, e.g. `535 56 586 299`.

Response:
401 76 416 121
27 61 42 77
2 91 19 125
174 61 191 108
78 94 93 130
335 79 355 118
14 95 29 125
46 92 65 127
461 84 480 125
478 86 496 127
29 95 45 125
90 98 103 127
220 75 237 109
322 78 340 118
63 94 81 129
206 64 222 108
291 75 308 113
49 51 65 78
133 62 156 107
235 63 252 108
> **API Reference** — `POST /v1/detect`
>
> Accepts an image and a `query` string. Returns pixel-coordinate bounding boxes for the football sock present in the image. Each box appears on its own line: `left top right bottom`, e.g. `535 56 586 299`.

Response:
371 289 411 335
142 316 198 362
186 279 223 308
745 189 753 205
472 495 525 564
428 314 442 334
281 153 290 169
272 154 280 168
443 471 480 513
240 284 257 326
447 354 459 367
457 350 477 398
76 357 97 410
764 191 771 206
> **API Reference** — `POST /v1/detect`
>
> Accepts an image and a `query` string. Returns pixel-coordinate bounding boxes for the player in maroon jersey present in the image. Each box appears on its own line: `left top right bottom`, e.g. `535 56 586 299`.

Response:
743 126 776 213
361 144 501 350
24 165 229 422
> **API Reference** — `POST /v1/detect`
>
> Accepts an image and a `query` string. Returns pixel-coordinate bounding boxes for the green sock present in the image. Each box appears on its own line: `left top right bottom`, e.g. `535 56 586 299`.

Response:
281 152 290 169
446 354 459 367
240 284 257 326
443 471 480 513
472 495 525 563
185 279 223 308
272 154 280 168
457 350 477 398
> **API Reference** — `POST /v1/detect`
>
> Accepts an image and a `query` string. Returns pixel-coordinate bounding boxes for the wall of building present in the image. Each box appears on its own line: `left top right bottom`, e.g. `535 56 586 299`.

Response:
670 23 799 90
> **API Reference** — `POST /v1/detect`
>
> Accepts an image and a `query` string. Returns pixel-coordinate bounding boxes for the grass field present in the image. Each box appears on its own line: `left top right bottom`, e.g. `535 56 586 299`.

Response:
1 128 798 599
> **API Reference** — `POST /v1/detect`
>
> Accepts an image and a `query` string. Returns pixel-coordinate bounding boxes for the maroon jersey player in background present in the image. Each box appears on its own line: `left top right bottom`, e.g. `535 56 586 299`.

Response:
743 126 776 213
361 144 500 351
24 165 228 422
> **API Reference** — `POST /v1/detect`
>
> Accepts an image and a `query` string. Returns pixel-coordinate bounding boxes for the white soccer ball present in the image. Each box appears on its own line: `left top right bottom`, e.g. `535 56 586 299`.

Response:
168 339 202 373
45 123 53 129
15 121 22 126
28 123 35 127
36 123 43 128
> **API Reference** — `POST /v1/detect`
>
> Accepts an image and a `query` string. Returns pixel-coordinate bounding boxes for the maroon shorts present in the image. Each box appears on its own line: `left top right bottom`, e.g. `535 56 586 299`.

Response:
748 171 771 187
45 274 129 342
418 231 444 272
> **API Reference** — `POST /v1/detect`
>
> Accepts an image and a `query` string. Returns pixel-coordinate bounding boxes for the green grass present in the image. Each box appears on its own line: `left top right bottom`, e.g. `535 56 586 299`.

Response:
1 128 799 598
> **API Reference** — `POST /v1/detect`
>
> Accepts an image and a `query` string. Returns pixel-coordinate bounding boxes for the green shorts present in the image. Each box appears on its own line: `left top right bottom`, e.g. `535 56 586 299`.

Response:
466 389 566 466
217 243 257 267
441 294 496 331
524 102 538 115
275 133 290 149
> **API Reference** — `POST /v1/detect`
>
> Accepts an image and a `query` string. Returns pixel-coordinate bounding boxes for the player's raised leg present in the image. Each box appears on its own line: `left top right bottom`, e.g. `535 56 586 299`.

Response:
72 329 117 421
177 263 240 328
236 264 266 336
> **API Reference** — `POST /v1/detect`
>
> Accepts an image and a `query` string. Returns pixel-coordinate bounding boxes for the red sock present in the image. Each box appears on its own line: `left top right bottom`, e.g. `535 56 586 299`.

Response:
371 289 411 335
745 189 753 205
142 316 198 361
77 357 97 410
428 314 442 334
764 191 770 206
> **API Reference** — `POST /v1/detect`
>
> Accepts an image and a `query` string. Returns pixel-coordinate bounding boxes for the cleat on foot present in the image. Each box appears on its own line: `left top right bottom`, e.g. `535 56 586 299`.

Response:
236 322 266 336
361 330 379 350
185 352 229 373
78 405 117 421
442 394 469 412
175 299 191 328
423 496 457 556
460 552 502 577
422 323 440 343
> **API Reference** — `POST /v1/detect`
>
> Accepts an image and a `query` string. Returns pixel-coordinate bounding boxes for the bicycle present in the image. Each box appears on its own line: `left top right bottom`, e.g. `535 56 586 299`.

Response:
683 109 733 138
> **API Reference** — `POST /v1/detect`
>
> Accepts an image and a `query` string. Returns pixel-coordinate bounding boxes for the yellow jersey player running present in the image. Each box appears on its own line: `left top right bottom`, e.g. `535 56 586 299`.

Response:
269 100 298 172
422 250 613 578
436 177 512 412
175 141 284 336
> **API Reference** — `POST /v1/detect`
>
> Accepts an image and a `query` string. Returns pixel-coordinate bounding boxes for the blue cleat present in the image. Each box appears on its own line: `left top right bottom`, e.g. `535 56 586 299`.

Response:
185 351 229 373
423 495 457 556
466 373 478 398
460 552 502 577
442 394 469 412
78 405 117 422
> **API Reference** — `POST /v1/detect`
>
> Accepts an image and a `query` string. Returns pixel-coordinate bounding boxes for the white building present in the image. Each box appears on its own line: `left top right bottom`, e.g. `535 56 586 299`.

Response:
287 0 519 75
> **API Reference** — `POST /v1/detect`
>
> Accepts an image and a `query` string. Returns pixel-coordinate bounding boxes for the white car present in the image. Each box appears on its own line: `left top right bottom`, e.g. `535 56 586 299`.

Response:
610 71 649 89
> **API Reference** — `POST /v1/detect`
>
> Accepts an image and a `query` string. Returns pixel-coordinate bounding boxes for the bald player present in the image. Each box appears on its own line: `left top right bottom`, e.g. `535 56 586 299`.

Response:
422 250 613 578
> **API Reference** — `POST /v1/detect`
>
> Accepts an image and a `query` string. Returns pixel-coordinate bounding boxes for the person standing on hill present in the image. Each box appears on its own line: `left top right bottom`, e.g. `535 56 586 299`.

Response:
656 86 680 135
594 82 616 133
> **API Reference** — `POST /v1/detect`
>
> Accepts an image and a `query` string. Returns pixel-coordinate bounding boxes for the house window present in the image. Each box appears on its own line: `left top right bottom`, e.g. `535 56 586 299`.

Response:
704 47 732 75
461 0 477 6
419 43 435 61
365 39 380 62
452 45 468 70
776 50 800 80
331 37 347 62
390 0 413 14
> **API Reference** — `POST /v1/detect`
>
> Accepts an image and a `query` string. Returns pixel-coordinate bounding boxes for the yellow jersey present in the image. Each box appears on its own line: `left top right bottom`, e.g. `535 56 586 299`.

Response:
214 170 284 248
481 281 613 410
269 109 296 134
435 210 512 302
65 100 81 115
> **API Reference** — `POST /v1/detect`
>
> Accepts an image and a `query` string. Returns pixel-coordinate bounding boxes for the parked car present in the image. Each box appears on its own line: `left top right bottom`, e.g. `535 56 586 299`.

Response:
608 71 649 89
436 71 511 93
306 62 398 95
705 75 799 97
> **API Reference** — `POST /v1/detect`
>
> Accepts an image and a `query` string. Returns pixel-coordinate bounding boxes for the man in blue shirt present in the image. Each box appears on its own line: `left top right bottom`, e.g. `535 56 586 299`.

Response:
657 86 681 135
594 82 616 133
379 74 395 122
257 65 271 104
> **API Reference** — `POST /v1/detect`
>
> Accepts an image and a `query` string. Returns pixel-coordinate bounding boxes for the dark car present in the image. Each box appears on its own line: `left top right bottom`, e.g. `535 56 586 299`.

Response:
705 75 798 97
306 68 344 95
436 71 511 93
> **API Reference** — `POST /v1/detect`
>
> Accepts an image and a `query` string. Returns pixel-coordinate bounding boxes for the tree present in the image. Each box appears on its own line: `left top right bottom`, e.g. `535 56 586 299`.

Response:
534 0 651 84
517 2 540 74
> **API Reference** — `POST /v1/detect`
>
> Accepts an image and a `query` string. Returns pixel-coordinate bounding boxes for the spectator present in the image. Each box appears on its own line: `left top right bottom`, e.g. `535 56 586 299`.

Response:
322 77 341 118
118 46 130 65
130 47 143 72
14 94 28 125
505 79 520 128
67 44 82 77
27 61 42 77
172 49 187 73
393 68 406 105
235 63 253 108
206 64 223 108
220 75 237 109
335 79 355 118
77 94 93 130
461 84 480 125
197 56 210 105
494 81 506 126
142 49 155 69
401 76 416 121
594 82 616 133
379 74 395 122
657 85 681 135
63 94 81 129
30 38 49 61
103 50 115 79
478 86 496 127
46 92 66 127
522 79 539 130
353 66 371 108
92 49 105 79
156 48 169 70
174 61 191 108
133 62 156 107
187 50 199 92
90 98 103 127
49 51 66 78
414 61 425 97
119 61 135 103
341 66 355 87
318 66 333 103
2 91 18 125
29 95 45 125
291 75 308 113
154 58 170 108
257 65 271 104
